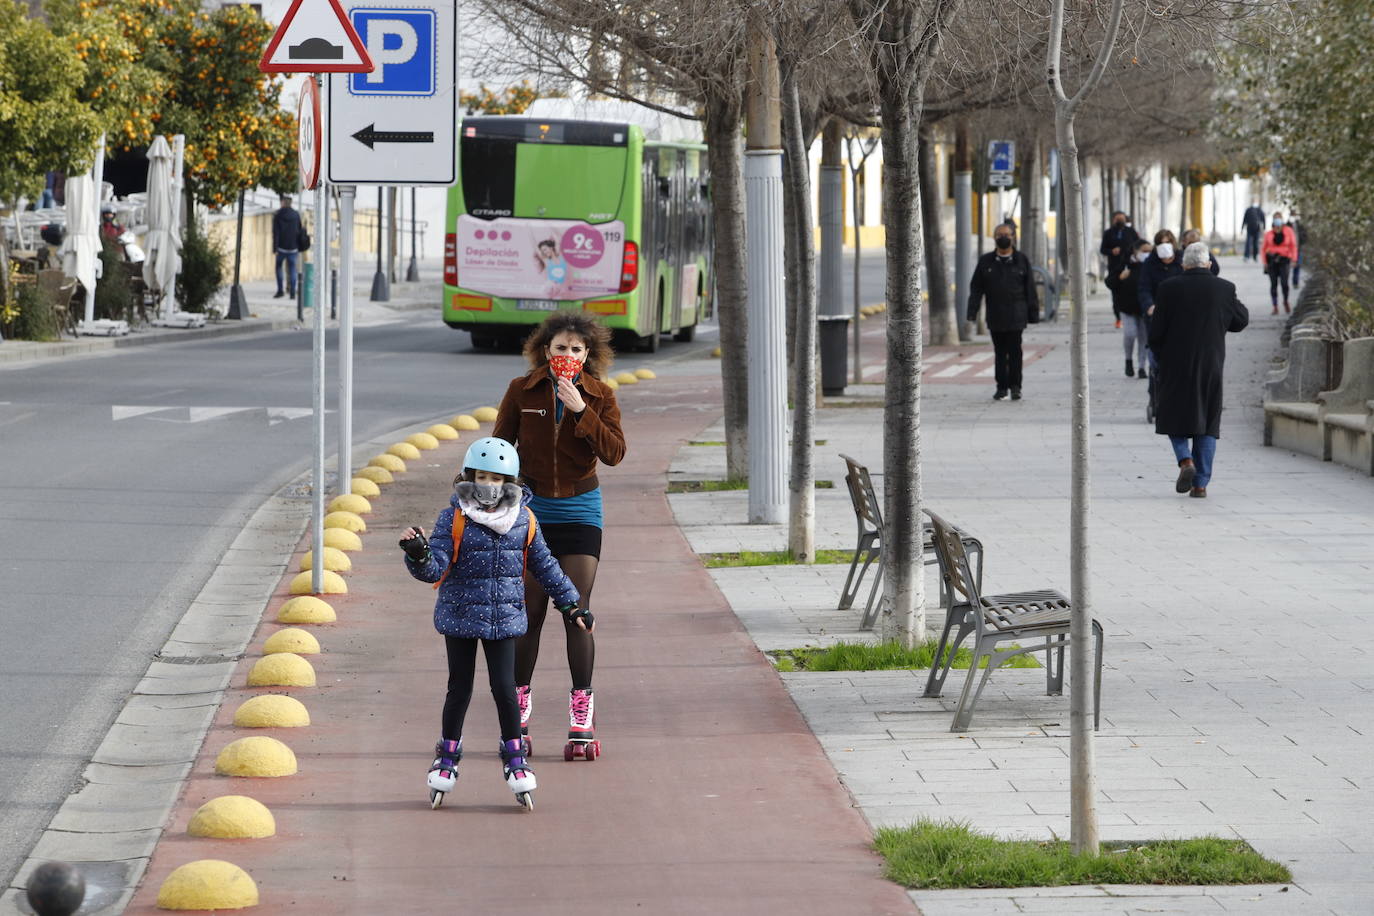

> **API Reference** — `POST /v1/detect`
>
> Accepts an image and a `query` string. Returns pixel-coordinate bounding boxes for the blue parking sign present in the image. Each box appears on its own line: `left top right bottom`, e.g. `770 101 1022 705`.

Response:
348 9 436 96
989 140 1015 174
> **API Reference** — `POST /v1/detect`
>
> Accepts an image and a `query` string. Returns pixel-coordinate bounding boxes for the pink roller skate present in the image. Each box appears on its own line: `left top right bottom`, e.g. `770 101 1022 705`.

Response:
564 688 600 761
516 685 532 757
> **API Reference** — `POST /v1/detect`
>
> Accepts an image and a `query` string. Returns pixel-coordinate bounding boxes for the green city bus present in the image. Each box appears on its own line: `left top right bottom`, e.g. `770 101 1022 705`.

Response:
443 113 712 352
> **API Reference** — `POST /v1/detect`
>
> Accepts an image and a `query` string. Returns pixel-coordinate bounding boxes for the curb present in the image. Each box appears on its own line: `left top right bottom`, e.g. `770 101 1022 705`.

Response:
0 319 300 366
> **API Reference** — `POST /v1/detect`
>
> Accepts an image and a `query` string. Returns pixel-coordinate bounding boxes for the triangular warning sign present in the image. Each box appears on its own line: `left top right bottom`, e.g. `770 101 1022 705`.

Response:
260 0 375 73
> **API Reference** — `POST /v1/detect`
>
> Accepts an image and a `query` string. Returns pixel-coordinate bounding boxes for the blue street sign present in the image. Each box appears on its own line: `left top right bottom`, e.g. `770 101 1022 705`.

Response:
348 9 436 96
989 140 1015 174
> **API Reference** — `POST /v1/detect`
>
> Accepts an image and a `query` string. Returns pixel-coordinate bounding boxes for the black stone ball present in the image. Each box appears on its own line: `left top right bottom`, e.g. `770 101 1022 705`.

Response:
26 862 86 916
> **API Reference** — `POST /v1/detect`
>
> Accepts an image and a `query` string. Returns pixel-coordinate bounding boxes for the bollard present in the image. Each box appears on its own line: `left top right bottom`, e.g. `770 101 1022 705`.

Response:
301 262 315 311
26 861 86 916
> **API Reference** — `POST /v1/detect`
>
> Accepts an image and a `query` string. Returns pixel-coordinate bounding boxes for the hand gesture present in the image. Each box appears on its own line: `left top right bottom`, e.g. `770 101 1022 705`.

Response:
399 527 429 560
555 376 586 414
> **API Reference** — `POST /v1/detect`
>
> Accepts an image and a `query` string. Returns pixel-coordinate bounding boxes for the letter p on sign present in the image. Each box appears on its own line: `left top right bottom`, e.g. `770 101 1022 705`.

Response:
348 10 436 97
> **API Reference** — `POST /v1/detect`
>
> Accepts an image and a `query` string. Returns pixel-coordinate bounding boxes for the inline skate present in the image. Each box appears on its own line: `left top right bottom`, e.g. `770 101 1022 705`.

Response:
501 738 536 811
426 738 461 809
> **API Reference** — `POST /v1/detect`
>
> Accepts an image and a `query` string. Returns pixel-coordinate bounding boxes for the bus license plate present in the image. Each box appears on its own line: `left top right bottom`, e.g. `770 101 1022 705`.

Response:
516 299 560 311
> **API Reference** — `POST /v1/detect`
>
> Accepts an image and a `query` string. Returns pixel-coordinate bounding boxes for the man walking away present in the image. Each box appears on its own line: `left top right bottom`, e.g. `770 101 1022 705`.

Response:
272 195 302 299
968 222 1039 401
1148 242 1249 498
1242 200 1265 261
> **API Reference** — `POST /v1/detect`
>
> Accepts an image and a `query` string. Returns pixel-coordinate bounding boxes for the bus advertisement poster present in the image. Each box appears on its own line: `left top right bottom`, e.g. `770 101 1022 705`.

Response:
456 215 626 301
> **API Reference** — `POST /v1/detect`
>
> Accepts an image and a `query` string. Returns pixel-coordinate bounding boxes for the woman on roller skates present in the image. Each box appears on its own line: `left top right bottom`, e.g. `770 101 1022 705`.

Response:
493 312 625 762
399 437 585 810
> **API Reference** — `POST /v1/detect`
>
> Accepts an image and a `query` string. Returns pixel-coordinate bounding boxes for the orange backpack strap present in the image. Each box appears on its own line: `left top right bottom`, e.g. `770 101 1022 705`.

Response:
431 511 467 590
432 508 536 589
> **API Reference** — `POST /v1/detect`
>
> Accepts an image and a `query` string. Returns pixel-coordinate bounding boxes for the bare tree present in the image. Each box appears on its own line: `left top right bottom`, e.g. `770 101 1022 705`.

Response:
844 128 878 384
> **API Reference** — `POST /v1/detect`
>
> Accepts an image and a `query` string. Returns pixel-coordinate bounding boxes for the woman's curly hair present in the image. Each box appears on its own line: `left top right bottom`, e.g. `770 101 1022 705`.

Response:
521 312 615 379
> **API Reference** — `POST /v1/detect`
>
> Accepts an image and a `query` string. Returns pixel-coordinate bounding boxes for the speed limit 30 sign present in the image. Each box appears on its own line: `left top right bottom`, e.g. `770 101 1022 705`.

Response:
298 77 322 189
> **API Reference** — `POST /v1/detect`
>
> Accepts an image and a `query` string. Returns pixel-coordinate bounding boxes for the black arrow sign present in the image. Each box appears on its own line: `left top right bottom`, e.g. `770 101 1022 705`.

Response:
352 124 435 149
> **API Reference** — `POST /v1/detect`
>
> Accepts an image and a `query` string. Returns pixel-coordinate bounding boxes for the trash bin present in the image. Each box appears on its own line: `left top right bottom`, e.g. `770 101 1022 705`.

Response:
301 263 315 309
819 314 851 396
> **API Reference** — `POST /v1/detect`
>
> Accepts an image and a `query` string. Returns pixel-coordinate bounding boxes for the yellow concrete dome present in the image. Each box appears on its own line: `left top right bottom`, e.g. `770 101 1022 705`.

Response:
349 477 381 498
275 596 336 624
232 694 310 728
368 453 407 473
327 493 371 515
426 424 459 440
387 442 421 460
354 465 394 485
323 511 366 533
156 860 259 909
614 371 638 385
471 406 499 422
634 368 657 379
247 653 316 687
187 796 276 839
287 570 347 595
262 628 320 655
405 432 440 451
449 414 480 430
322 528 362 552
300 547 351 573
214 736 297 777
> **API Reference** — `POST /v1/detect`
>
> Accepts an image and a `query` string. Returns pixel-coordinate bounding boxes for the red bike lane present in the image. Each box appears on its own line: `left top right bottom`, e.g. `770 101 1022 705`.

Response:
125 369 915 915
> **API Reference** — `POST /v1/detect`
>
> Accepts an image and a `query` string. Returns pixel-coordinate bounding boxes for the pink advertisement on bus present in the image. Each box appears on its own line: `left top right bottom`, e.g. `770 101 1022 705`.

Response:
456 215 626 301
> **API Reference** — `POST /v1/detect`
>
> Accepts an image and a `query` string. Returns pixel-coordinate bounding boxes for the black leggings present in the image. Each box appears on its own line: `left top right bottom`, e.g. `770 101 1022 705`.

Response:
442 636 520 744
516 552 599 690
1269 262 1291 305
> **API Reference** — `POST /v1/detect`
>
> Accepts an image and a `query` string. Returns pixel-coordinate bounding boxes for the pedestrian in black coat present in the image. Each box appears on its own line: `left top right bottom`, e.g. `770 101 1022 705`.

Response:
1099 211 1139 279
1148 242 1250 498
967 222 1038 400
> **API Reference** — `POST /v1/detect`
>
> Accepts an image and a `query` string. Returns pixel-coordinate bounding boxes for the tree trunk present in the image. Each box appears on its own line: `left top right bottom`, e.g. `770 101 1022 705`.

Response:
877 85 925 648
782 69 816 563
705 87 749 481
851 152 865 382
783 144 799 403
919 123 955 346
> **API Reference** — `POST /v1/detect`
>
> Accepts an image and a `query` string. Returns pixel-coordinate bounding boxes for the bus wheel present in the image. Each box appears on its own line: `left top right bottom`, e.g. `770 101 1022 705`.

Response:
673 323 696 343
470 333 496 350
639 303 663 353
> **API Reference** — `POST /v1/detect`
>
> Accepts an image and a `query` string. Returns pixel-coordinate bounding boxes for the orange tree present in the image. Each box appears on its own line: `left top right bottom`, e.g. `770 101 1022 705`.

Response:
460 81 543 115
50 0 296 217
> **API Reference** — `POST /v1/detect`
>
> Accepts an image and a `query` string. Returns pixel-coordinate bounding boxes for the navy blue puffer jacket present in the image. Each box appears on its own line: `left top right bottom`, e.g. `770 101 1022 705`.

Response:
405 484 579 639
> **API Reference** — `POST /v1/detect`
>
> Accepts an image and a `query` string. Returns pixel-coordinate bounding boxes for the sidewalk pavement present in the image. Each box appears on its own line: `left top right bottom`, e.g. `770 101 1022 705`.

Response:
668 256 1374 914
0 258 443 366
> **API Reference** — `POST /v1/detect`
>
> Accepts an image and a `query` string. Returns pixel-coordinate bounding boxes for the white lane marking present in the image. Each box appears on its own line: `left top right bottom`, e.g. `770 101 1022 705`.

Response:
933 363 972 378
0 410 37 427
113 406 326 424
112 406 172 421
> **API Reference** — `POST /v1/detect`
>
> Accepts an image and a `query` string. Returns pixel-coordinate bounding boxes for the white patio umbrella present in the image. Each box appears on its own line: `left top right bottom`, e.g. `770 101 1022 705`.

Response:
62 167 100 327
142 135 181 317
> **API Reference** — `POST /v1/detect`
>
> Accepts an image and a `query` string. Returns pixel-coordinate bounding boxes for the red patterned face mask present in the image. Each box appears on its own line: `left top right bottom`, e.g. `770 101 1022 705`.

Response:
549 354 582 382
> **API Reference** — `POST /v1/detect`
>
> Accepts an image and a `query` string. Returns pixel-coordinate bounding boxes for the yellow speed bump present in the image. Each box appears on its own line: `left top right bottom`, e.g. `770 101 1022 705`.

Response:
603 376 619 390
472 406 499 422
387 441 422 460
406 432 440 451
288 570 347 595
354 465 394 485
368 453 407 473
188 796 277 839
449 414 480 431
300 547 351 573
263 627 320 655
323 510 365 533
426 423 459 441
156 859 259 910
215 736 297 777
322 528 362 552
634 368 656 380
276 596 336 624
233 694 310 728
711 346 722 358
328 493 371 515
247 652 316 687
614 371 638 385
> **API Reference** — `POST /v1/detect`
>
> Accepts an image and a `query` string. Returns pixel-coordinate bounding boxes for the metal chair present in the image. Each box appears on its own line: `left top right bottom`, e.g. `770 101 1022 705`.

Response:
922 508 1102 732
838 455 984 630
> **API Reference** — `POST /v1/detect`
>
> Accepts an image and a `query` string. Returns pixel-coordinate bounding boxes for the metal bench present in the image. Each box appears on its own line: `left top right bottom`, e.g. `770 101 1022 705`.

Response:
922 508 1103 732
838 454 983 630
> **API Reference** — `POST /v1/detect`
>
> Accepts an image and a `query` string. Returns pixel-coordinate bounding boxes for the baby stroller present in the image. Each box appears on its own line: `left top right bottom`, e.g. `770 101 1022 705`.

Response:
1143 315 1158 424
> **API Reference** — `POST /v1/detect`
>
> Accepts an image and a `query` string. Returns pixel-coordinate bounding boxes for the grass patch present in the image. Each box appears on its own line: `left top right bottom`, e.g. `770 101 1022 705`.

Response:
874 820 1292 889
670 479 834 494
700 548 855 566
767 640 1040 672
687 439 827 446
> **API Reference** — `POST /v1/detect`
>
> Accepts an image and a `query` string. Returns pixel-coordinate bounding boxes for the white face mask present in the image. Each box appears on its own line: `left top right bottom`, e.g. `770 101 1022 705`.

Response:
1156 243 1175 260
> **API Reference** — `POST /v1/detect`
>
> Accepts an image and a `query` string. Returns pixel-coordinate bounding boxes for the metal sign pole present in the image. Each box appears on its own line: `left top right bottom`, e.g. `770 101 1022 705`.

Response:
311 164 329 594
338 185 356 496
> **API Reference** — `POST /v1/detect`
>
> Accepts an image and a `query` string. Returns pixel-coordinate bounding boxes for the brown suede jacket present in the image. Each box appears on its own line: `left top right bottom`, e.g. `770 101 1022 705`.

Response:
492 367 626 499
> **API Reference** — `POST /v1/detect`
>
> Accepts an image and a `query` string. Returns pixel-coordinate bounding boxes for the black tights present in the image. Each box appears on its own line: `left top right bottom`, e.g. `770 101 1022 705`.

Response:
515 554 598 690
442 636 520 744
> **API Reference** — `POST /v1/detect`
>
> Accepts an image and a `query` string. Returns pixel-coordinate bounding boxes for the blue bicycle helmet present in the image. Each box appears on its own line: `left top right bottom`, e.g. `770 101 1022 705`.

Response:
463 437 519 477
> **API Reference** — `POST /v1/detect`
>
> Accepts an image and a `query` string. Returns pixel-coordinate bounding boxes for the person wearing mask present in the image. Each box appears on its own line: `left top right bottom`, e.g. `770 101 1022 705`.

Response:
1137 229 1182 318
967 222 1039 401
1149 242 1249 498
1261 212 1299 314
1106 239 1152 378
271 195 302 299
1242 200 1266 261
1099 211 1139 293
1179 229 1221 275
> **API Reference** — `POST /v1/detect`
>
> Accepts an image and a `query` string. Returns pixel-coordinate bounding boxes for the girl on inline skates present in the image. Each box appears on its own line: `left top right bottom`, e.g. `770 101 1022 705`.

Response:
398 436 590 810
493 312 624 762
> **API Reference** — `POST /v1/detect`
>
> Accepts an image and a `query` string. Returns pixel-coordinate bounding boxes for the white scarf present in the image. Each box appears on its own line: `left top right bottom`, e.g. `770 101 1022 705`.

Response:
454 482 523 535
